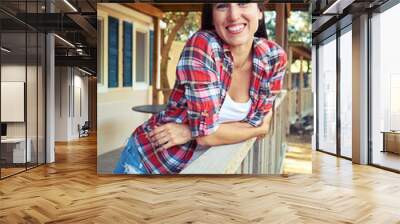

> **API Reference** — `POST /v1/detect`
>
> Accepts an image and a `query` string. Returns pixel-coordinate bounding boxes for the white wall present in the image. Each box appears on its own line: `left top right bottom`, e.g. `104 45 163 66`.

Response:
55 67 68 141
97 89 151 155
1 65 26 140
1 65 33 137
71 73 89 138
97 4 155 155
55 67 89 141
1 63 46 164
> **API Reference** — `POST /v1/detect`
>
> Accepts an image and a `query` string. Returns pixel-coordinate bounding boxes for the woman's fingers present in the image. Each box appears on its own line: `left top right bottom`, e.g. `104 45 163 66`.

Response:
157 141 174 152
149 125 166 137
148 123 190 152
149 124 170 143
150 130 168 142
156 134 169 146
148 124 173 150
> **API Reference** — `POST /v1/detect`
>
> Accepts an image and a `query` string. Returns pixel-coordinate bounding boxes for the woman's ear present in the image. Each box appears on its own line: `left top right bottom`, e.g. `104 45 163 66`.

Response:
258 10 263 20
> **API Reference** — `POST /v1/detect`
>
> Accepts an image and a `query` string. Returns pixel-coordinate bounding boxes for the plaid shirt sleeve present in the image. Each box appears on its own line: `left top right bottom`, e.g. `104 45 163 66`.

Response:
249 43 288 127
176 32 221 138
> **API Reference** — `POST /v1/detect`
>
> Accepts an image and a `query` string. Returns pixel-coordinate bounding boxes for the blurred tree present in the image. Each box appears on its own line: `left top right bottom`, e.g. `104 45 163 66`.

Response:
264 11 276 40
160 12 200 95
287 11 311 47
164 12 201 42
264 11 311 47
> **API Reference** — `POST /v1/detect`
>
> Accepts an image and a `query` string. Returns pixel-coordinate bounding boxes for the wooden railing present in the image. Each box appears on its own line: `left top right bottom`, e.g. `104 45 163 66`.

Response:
288 89 298 124
181 91 288 174
287 87 313 124
300 88 313 116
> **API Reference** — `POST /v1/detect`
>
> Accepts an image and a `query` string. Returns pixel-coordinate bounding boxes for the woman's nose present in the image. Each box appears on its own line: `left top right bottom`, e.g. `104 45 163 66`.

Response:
227 5 240 21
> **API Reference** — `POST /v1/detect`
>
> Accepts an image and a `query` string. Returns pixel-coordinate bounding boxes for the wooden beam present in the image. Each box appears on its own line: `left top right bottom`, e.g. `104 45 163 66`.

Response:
153 4 203 12
290 46 311 61
123 3 164 18
265 3 309 11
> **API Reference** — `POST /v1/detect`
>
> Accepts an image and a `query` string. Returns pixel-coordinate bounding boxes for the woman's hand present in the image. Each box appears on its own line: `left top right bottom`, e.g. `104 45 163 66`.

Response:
149 123 192 152
256 111 273 140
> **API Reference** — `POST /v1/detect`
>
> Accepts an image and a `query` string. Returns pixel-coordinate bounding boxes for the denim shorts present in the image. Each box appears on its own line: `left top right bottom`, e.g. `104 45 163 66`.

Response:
113 136 149 174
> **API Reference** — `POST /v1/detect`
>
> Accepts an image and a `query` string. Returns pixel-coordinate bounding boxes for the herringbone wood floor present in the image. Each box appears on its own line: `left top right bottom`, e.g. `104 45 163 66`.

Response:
1 134 400 224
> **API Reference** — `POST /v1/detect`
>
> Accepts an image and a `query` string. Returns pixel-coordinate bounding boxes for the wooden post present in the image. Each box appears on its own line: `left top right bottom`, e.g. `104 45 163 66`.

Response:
286 47 293 90
152 18 160 105
298 56 304 116
286 47 293 133
275 3 289 51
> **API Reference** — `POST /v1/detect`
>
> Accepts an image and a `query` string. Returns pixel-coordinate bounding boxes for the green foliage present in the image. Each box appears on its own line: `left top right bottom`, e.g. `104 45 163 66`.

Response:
287 11 311 47
163 12 201 42
264 11 277 41
264 11 311 47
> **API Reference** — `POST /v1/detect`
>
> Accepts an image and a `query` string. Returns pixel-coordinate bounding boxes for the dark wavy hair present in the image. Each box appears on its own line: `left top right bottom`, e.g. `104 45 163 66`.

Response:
200 3 268 39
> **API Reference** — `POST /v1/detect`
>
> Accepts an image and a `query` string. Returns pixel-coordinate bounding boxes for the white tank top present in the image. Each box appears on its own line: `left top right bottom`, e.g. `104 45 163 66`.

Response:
218 94 251 123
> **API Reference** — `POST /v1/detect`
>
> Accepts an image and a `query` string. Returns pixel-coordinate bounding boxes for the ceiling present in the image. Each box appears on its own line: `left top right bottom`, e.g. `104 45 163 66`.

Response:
0 0 97 73
312 0 389 40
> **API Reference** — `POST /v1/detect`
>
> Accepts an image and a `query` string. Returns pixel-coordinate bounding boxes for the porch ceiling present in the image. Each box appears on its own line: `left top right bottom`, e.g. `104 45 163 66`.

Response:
152 3 310 12
289 43 311 60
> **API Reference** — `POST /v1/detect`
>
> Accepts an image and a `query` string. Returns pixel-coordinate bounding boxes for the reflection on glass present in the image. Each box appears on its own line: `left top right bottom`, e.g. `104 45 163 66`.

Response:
318 37 337 154
340 29 352 158
0 0 47 179
1 32 27 177
371 3 400 171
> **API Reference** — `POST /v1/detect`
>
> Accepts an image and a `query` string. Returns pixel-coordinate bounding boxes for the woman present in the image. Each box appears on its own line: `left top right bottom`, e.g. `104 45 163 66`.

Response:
113 3 287 174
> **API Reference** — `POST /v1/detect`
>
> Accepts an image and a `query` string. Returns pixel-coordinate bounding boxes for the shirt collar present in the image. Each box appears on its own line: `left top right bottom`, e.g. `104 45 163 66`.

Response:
215 32 269 65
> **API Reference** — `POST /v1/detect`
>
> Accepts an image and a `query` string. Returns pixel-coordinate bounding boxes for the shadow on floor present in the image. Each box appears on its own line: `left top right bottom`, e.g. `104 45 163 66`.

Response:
97 148 123 174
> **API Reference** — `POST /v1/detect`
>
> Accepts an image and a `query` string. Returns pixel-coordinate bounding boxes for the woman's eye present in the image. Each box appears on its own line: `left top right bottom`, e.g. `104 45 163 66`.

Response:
215 4 228 9
238 3 249 7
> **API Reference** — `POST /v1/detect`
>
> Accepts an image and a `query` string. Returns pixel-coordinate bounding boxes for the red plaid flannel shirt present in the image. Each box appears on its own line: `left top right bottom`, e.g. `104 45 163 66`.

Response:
132 30 287 174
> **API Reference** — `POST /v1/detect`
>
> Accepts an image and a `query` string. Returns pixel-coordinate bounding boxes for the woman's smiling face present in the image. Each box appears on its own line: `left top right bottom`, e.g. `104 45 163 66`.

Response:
212 3 263 48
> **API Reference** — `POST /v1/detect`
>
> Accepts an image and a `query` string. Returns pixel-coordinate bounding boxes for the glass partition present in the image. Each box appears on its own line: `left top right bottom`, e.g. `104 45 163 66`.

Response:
1 31 28 177
0 1 46 179
317 36 337 154
371 3 400 171
339 28 352 158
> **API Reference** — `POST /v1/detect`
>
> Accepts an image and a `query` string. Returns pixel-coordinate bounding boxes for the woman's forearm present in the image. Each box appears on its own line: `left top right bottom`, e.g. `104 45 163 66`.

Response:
196 122 263 147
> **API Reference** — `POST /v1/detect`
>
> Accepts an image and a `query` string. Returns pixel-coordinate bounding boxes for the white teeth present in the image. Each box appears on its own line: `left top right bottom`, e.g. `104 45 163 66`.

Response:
227 24 245 33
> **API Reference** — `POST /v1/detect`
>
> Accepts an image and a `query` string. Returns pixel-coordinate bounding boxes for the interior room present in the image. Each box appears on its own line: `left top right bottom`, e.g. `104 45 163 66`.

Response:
0 25 46 178
0 0 97 179
0 1 399 223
